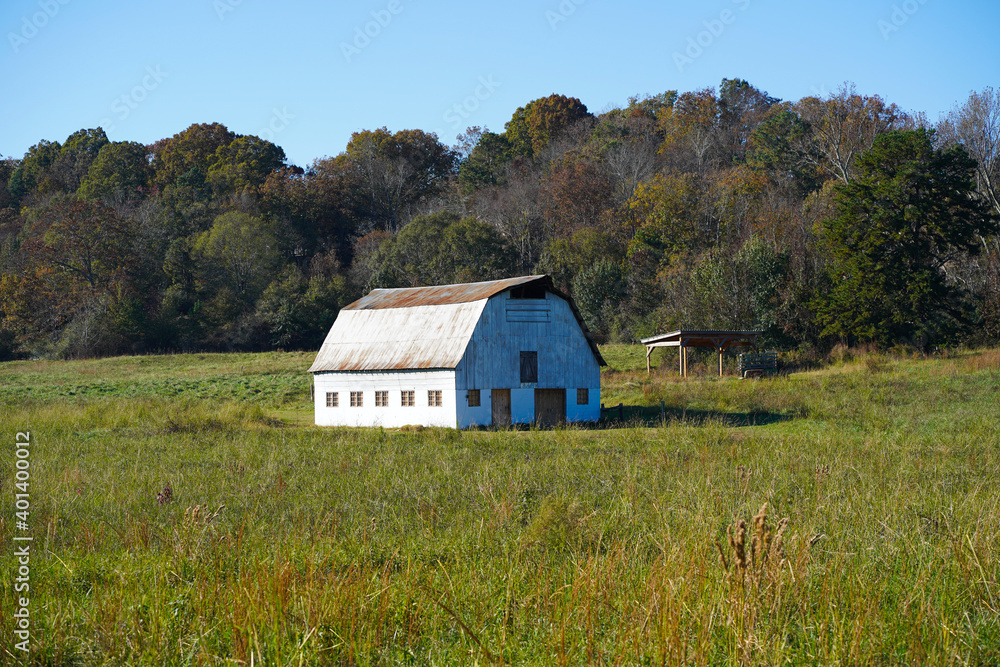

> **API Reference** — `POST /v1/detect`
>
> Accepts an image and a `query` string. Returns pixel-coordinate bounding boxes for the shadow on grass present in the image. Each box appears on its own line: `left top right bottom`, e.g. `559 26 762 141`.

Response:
598 404 793 428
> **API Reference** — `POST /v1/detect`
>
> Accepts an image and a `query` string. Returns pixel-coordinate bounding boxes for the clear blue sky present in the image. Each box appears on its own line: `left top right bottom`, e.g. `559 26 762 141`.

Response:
3 0 998 168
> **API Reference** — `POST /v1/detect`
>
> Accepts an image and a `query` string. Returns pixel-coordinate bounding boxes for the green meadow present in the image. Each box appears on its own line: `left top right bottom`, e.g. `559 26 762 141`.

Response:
1 347 999 665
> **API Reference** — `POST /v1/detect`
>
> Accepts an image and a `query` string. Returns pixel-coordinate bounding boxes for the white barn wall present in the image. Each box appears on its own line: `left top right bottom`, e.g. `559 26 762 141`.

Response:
314 370 457 428
456 393 490 428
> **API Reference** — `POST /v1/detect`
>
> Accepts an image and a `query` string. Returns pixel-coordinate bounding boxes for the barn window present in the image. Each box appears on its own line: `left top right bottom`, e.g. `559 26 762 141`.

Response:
520 351 538 383
577 388 589 405
326 392 338 408
467 389 481 407
510 283 546 299
401 390 415 407
375 390 388 407
428 390 443 407
350 391 363 407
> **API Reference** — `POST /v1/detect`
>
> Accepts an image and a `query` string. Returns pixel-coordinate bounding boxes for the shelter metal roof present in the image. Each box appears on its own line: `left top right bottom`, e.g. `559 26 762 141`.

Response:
309 275 605 373
640 330 761 349
640 330 762 376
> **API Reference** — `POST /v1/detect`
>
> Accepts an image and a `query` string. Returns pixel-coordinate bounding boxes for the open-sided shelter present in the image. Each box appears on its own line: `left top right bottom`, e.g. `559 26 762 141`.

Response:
641 330 761 376
308 275 606 428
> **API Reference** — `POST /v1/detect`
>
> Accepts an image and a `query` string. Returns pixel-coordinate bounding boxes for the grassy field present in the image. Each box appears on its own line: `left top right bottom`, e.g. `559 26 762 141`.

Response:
2 346 999 665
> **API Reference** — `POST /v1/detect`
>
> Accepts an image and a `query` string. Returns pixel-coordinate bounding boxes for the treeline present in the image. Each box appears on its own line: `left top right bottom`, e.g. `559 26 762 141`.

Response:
1 80 998 360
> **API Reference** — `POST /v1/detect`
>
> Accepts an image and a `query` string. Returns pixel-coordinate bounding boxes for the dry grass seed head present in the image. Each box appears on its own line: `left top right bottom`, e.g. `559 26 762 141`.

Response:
182 504 224 529
728 519 748 572
773 517 789 557
751 503 770 568
723 503 790 582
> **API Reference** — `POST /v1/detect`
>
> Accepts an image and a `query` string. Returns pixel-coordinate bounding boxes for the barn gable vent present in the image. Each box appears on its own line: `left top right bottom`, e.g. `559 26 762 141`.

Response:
506 305 550 322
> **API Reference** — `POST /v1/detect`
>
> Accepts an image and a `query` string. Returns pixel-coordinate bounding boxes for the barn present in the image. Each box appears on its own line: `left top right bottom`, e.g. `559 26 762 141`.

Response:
308 275 606 428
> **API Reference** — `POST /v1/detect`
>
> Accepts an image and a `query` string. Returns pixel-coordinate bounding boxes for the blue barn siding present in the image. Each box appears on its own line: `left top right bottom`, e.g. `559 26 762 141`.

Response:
455 291 600 426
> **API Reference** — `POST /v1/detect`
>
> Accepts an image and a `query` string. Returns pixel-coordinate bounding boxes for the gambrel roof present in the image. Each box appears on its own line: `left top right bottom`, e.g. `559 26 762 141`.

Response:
308 275 605 373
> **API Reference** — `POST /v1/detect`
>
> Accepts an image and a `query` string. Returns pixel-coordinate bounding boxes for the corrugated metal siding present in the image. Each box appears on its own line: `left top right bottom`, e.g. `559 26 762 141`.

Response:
307 301 487 373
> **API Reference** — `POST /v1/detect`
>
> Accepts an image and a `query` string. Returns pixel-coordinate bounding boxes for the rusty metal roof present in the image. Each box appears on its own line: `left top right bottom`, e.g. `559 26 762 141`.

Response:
308 275 606 373
343 275 547 311
307 301 487 372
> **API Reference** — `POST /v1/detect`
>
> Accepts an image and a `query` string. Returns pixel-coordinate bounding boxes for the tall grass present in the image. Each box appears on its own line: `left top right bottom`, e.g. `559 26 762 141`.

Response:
1 348 999 664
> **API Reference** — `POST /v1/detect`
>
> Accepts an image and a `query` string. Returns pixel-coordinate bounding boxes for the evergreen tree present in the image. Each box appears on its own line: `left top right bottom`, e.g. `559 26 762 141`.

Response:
817 129 998 348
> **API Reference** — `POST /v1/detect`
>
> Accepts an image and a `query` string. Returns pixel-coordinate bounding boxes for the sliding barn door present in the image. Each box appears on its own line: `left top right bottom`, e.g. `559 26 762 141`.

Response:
534 388 565 427
491 389 511 427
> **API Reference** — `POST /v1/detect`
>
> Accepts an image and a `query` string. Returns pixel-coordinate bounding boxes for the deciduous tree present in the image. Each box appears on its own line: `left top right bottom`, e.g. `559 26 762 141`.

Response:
151 122 236 188
504 94 591 160
795 84 907 184
343 128 457 230
79 141 152 203
659 88 720 173
539 152 614 237
716 78 778 164
51 128 109 193
937 86 1000 220
365 211 515 288
8 139 61 203
193 211 284 302
207 135 286 194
